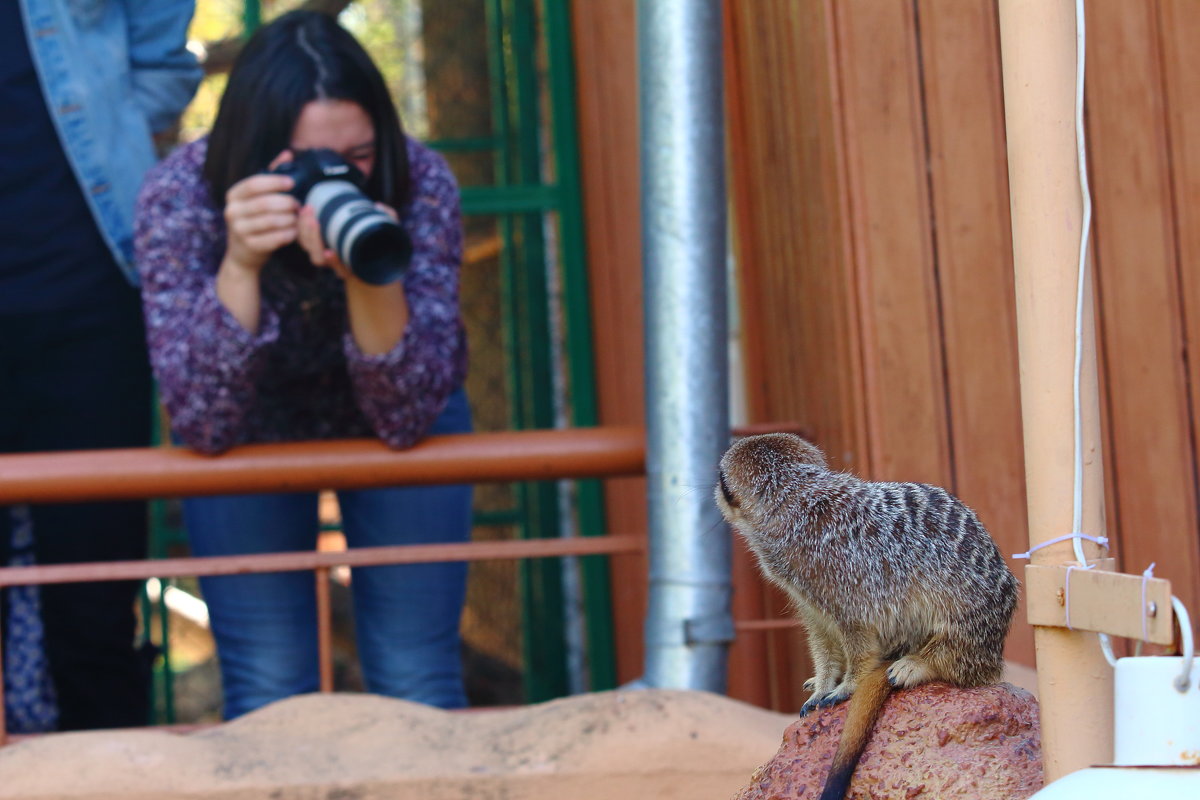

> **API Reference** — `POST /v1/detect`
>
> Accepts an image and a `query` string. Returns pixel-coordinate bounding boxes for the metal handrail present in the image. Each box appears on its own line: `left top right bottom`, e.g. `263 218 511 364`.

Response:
0 426 646 742
0 426 646 504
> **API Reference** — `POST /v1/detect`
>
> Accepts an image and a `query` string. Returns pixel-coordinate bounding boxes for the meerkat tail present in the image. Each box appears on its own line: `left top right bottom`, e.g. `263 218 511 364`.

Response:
818 663 892 800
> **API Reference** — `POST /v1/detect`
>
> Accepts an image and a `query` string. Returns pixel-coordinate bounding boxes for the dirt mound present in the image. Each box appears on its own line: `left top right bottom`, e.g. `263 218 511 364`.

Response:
0 689 791 799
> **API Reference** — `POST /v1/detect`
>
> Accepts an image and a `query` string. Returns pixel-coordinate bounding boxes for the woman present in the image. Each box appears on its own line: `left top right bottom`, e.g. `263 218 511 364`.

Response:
134 11 472 718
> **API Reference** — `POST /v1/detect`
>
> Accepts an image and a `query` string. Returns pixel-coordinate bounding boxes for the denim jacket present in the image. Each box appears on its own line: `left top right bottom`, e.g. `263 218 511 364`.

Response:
19 0 201 284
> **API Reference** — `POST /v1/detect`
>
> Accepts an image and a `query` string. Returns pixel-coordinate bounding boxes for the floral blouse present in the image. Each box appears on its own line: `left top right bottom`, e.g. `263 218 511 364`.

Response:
134 136 467 454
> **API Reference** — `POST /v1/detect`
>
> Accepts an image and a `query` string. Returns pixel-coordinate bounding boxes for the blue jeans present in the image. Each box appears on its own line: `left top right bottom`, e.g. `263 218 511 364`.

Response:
184 389 473 719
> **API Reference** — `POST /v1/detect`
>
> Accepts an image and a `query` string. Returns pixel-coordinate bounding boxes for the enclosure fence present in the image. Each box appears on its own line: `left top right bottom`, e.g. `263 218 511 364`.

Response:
0 427 644 744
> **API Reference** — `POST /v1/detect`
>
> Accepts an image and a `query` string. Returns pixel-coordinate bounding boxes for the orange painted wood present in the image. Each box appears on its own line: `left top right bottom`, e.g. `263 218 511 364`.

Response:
832 0 951 486
915 0 1033 665
727 0 867 479
725 0 785 711
570 0 649 686
1085 0 1200 617
316 568 334 693
1159 0 1200 621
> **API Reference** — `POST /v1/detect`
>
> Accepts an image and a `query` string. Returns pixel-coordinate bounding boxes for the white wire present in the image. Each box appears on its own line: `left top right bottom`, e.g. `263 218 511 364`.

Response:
1171 596 1194 692
1074 0 1120 668
1072 0 1091 567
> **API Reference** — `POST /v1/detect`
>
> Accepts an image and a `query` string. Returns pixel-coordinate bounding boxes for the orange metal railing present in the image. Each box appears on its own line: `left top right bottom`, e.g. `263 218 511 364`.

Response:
0 426 646 742
0 427 646 504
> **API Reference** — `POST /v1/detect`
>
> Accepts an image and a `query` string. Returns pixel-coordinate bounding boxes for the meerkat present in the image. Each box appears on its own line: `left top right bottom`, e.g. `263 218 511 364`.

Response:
715 433 1018 800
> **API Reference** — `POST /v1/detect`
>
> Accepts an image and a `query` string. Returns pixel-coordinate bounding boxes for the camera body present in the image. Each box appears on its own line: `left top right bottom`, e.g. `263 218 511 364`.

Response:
268 148 412 285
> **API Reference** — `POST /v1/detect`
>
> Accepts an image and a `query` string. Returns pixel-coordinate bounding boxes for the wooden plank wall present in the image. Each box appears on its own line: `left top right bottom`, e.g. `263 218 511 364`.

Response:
1084 0 1200 625
572 0 1200 710
725 0 1032 706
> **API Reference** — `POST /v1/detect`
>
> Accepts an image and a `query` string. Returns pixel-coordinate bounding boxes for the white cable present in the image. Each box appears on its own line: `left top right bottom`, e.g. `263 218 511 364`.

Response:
1171 596 1194 692
1072 0 1092 568
1012 532 1108 560
1074 0 1121 668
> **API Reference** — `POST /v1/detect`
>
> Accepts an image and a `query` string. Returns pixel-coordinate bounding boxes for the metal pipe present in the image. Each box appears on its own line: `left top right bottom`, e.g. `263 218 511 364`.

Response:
316 568 334 693
0 427 646 504
998 0 1112 779
0 536 645 589
638 0 731 692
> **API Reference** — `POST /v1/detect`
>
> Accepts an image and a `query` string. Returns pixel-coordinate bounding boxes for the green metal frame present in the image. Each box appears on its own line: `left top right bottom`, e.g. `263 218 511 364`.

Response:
459 0 616 701
542 0 616 694
485 0 567 702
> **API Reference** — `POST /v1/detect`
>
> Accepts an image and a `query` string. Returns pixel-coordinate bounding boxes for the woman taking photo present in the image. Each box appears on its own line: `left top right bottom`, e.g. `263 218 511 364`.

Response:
135 10 472 718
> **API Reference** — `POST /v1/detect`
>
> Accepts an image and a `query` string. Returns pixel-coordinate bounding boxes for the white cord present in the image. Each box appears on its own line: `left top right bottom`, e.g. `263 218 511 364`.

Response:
1171 596 1194 692
1072 0 1092 567
1012 532 1108 560
1073 0 1121 669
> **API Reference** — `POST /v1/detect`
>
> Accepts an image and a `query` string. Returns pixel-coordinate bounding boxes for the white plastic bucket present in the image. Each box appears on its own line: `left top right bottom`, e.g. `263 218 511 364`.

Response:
1114 656 1200 766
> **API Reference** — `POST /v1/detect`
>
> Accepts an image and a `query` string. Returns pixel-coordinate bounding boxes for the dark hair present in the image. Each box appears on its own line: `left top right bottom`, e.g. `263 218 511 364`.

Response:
204 11 410 209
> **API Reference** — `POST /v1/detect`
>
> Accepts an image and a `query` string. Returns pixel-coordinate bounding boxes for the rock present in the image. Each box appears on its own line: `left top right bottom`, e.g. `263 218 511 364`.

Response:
0 689 792 800
733 682 1043 799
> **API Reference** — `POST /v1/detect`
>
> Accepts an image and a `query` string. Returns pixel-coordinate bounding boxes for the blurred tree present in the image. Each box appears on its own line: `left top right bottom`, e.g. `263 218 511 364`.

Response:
200 0 353 75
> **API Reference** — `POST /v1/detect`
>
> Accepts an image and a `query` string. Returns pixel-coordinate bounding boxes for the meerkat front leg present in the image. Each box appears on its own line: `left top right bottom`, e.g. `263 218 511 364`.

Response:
809 627 879 713
800 612 848 716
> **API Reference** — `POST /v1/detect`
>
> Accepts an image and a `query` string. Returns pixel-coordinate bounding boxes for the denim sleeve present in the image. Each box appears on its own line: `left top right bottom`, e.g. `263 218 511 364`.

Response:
135 150 281 455
121 0 202 134
343 144 469 450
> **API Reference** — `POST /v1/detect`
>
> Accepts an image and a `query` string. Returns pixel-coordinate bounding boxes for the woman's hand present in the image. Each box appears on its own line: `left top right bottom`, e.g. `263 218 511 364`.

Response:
296 200 399 281
222 172 300 275
216 160 298 333
298 201 411 355
296 204 352 280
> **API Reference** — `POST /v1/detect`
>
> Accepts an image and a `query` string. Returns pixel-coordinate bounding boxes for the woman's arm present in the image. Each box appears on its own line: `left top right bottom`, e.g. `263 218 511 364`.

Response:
295 203 411 355
215 171 301 333
134 145 282 454
343 144 468 449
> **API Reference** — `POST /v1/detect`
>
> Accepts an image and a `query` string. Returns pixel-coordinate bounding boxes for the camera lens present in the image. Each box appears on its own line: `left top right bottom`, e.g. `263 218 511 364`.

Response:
305 180 412 285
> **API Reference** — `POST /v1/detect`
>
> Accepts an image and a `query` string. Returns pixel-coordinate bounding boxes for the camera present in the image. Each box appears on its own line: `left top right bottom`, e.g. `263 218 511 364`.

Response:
268 148 412 285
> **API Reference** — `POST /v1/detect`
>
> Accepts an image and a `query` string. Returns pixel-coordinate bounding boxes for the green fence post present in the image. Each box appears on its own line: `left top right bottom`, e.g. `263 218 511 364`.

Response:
542 0 619 692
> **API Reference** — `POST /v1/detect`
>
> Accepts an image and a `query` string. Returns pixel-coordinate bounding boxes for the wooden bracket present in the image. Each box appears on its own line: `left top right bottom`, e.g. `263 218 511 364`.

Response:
1025 560 1174 645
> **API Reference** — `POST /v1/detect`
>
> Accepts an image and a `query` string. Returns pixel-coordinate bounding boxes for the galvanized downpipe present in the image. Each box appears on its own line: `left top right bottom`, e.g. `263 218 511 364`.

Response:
637 0 732 693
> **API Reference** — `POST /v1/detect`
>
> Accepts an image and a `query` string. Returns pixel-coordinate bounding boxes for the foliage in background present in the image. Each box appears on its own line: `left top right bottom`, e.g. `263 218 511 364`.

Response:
184 0 425 141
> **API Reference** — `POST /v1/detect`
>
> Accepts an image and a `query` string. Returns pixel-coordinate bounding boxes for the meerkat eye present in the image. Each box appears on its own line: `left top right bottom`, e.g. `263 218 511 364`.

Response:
719 471 738 508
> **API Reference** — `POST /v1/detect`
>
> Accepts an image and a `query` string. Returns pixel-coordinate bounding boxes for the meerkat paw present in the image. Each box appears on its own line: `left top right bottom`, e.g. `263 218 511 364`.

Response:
816 687 852 709
800 691 847 716
799 672 844 715
887 656 934 689
800 680 853 716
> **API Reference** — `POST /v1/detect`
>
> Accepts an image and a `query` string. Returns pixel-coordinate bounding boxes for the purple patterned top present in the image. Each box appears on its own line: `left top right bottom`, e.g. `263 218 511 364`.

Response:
134 137 467 454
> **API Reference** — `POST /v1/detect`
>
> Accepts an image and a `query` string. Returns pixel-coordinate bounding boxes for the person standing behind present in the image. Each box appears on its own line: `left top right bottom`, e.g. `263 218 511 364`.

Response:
135 11 473 719
0 0 200 730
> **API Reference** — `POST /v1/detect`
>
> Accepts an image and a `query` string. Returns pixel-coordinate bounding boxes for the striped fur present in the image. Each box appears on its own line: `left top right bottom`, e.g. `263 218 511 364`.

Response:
716 434 1018 800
